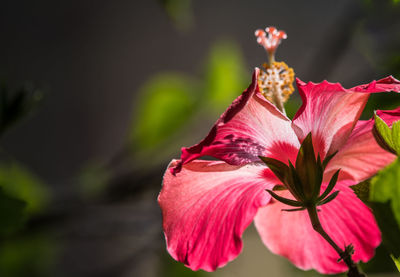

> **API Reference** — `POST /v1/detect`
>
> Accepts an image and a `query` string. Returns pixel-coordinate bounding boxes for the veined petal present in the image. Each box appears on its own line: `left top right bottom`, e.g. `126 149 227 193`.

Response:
172 68 300 174
254 181 381 274
292 77 400 160
159 160 277 271
325 107 400 183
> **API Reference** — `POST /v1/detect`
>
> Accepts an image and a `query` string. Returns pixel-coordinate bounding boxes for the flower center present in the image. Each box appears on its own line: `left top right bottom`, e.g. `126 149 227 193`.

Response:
255 26 295 113
258 61 294 108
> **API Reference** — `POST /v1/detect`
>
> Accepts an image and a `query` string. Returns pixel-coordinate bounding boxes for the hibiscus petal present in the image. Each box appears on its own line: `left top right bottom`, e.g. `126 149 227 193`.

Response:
254 181 381 274
172 68 300 175
159 160 277 271
325 107 400 183
292 76 400 160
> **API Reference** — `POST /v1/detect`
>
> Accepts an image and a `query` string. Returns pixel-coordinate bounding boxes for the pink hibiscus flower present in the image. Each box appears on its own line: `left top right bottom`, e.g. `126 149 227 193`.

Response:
158 29 400 274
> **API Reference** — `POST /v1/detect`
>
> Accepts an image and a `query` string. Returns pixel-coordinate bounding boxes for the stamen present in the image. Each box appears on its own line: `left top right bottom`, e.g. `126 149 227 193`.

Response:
258 61 295 111
255 26 294 113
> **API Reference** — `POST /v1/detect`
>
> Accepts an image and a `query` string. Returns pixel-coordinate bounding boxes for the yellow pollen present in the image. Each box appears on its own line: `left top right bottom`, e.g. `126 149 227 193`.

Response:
258 61 295 105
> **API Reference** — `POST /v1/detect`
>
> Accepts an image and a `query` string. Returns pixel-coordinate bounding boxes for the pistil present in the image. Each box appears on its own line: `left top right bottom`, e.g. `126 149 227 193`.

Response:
255 27 294 114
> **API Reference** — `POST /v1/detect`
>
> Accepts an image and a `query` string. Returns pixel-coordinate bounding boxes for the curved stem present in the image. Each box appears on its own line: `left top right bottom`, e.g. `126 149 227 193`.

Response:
307 207 366 277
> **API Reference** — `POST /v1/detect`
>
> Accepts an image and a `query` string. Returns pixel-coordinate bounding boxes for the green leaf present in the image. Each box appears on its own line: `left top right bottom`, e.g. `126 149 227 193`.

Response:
392 255 400 271
373 114 400 155
370 159 400 224
130 73 198 151
350 179 370 203
0 162 49 214
0 187 26 236
392 120 400 153
369 201 400 270
370 158 400 268
204 40 247 113
374 114 392 143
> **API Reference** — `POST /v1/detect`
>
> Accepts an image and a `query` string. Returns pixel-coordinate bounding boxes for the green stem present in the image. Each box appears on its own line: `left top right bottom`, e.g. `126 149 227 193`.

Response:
307 207 366 277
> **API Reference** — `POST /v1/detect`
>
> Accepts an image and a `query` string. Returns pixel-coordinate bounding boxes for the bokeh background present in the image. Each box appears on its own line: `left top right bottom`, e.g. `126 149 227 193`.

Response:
0 0 400 276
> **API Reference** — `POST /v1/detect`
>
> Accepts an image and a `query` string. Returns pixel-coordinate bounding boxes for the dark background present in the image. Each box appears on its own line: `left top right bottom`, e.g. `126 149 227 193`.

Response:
0 0 399 276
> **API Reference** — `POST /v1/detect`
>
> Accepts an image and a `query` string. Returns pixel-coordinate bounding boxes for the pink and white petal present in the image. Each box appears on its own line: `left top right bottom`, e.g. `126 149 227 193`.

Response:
325 107 400 183
350 76 400 93
254 181 381 274
159 160 277 271
292 76 400 160
172 68 300 175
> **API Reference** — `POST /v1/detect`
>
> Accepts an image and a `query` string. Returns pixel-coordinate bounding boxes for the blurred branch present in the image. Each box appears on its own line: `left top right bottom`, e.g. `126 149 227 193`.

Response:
158 0 194 31
0 83 43 136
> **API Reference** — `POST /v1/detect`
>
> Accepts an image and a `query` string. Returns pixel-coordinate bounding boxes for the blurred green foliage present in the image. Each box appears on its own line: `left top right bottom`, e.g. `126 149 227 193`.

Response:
0 162 49 215
386 54 400 77
362 92 400 119
158 0 193 30
393 255 400 271
204 40 247 113
370 159 400 223
79 161 112 199
284 96 301 120
0 80 54 277
130 40 247 154
0 187 26 236
0 235 58 277
131 73 199 151
159 251 205 277
0 162 54 277
370 158 400 271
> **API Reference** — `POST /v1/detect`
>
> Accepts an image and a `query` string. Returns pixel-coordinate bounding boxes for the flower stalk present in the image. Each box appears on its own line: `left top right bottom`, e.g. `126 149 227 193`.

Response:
307 206 366 277
263 133 365 276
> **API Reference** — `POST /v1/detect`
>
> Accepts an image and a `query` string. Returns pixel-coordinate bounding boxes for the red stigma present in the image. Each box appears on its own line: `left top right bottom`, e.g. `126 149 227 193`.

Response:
255 26 287 55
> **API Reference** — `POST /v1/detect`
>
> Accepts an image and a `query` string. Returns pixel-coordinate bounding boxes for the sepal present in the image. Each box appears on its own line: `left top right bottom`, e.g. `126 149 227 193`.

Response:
318 169 340 202
266 189 304 207
261 133 341 209
317 191 340 206
322 150 338 170
259 156 290 184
